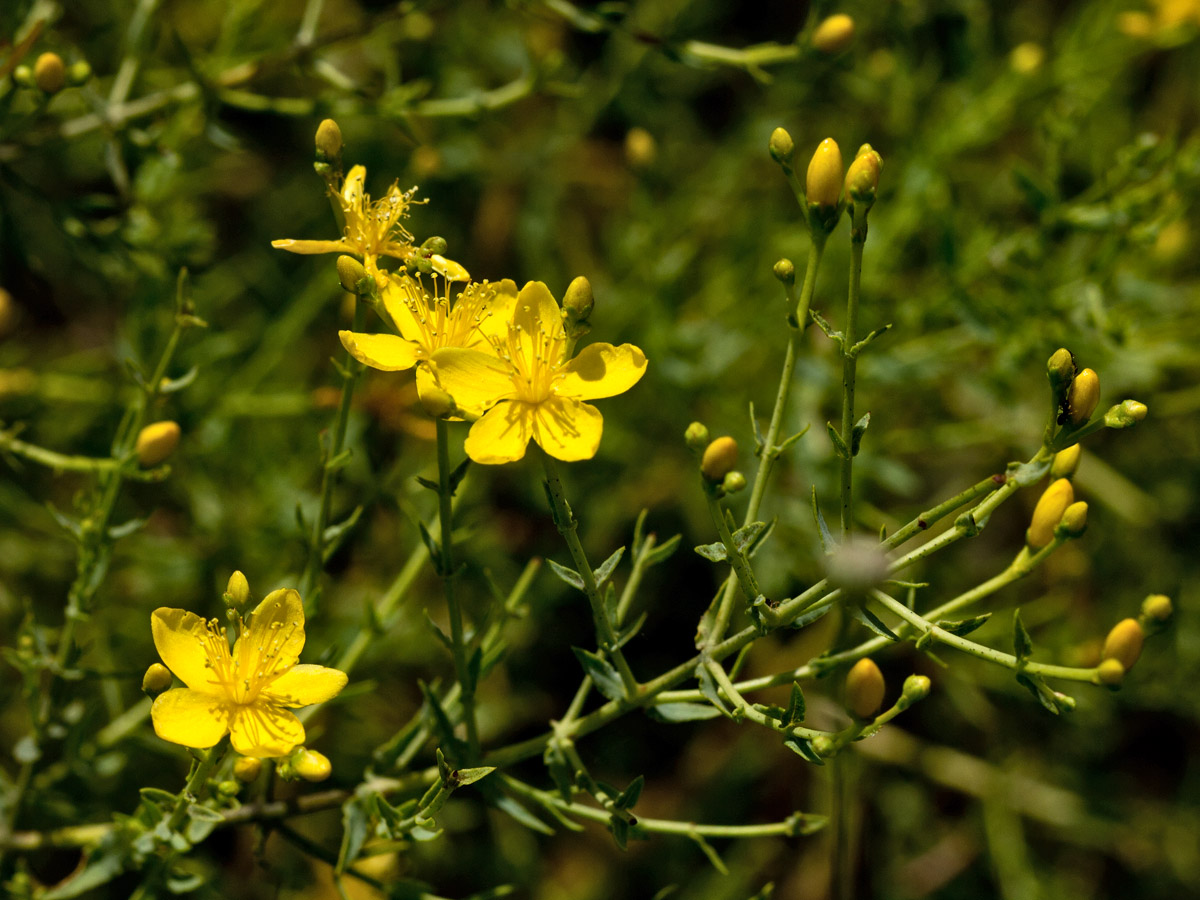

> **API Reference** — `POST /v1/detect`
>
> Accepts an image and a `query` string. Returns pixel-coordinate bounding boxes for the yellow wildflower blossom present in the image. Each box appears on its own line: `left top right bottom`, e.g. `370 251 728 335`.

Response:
339 274 518 417
430 281 647 464
273 165 464 285
150 589 347 757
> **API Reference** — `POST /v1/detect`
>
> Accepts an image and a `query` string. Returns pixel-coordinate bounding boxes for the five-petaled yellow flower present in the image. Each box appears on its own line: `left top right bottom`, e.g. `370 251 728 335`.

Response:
150 590 347 757
430 281 647 464
340 274 518 417
272 165 464 285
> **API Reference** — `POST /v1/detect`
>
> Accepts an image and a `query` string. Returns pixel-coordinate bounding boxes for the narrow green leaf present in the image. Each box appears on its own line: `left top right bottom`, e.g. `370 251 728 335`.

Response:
645 702 723 723
643 533 682 567
613 775 644 811
811 487 836 554
691 832 729 874
850 412 870 456
783 737 825 765
937 614 992 637
693 541 728 563
547 558 585 591
784 682 807 725
853 604 899 642
494 794 554 835
593 546 625 588
448 456 471 493
1013 609 1033 661
572 647 624 700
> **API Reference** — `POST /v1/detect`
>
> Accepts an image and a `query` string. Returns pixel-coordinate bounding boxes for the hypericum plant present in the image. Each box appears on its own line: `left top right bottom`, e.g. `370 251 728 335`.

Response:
0 117 1173 900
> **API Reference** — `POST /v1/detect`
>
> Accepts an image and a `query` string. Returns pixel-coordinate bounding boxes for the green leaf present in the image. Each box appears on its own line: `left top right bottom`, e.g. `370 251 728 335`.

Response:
494 794 554 835
850 412 870 457
1013 609 1033 662
848 324 892 358
1016 672 1063 715
418 681 467 759
593 546 625 588
811 487 836 554
186 804 224 823
609 813 630 850
452 766 496 787
139 787 178 806
547 558 585 591
827 421 850 459
937 614 992 637
809 308 842 343
613 775 644 811
749 400 765 453
695 663 732 718
691 832 729 874
543 742 575 802
158 365 199 394
643 533 682 567
777 423 811 454
783 682 806 726
423 612 452 650
783 737 825 766
42 848 126 899
852 604 899 642
613 611 647 650
322 505 363 556
732 521 769 554
337 797 370 874
645 702 723 723
693 541 728 563
415 475 439 492
108 517 148 540
448 456 471 494
572 647 624 701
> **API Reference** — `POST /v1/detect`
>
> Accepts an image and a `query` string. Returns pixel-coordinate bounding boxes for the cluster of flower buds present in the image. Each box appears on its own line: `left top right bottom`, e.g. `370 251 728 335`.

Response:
13 52 91 94
1047 348 1148 435
689 428 746 496
1026 478 1088 547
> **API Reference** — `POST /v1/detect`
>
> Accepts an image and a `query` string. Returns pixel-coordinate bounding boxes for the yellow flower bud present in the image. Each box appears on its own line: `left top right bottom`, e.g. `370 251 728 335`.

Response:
812 14 856 54
845 658 885 719
419 387 457 419
315 118 343 161
1046 348 1074 396
684 422 710 452
773 258 795 285
1141 594 1173 623
1067 368 1100 425
624 127 657 168
1057 501 1088 538
768 127 795 167
233 756 263 783
67 60 92 86
33 52 66 94
700 436 738 483
1026 478 1074 549
721 471 747 494
1101 618 1144 671
1095 658 1125 687
226 570 251 607
563 276 594 322
294 749 332 782
1049 445 1082 480
900 673 931 705
806 138 843 210
12 65 33 88
336 255 369 294
142 663 173 696
135 421 181 467
1104 399 1147 429
844 145 882 203
1009 42 1044 74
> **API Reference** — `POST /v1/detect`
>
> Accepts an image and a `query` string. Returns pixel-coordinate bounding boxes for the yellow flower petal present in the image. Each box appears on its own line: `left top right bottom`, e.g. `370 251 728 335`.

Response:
532 396 603 461
464 401 534 464
261 664 349 708
513 281 566 366
477 279 519 342
415 366 465 420
339 330 421 371
151 607 214 691
342 165 366 208
234 589 306 677
229 703 305 757
151 688 231 748
380 275 429 346
431 348 517 413
556 343 647 401
270 238 351 255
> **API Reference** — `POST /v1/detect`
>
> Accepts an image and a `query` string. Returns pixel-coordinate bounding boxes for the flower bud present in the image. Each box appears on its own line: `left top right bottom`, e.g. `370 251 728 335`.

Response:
419 387 457 419
1141 593 1173 623
315 118 343 161
721 471 747 494
294 749 332 782
1010 42 1044 74
812 14 856 54
33 52 66 94
768 127 795 167
1067 368 1100 425
226 570 251 607
1026 478 1074 549
844 145 882 203
684 421 710 452
773 258 795 285
1057 501 1088 538
845 658 885 719
142 663 173 696
700 436 738 483
1095 658 1125 687
1101 618 1144 671
13 65 33 88
421 235 449 257
900 674 931 705
1104 399 1147 429
563 276 594 322
135 421 181 467
806 138 843 211
1047 348 1075 397
233 756 263 783
67 60 92 86
336 255 369 295
1049 445 1082 480
811 735 837 758
624 127 657 168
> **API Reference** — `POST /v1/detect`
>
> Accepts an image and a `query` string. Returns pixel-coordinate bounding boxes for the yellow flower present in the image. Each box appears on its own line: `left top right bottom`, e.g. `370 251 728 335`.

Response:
339 275 518 417
150 589 347 757
273 165 463 284
429 281 647 464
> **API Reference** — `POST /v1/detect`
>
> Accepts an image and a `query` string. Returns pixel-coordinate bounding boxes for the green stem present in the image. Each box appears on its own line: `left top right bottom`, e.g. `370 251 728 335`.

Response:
541 454 639 697
838 213 867 537
436 418 479 757
704 658 826 740
884 474 1003 548
705 490 763 640
300 296 367 604
166 744 226 833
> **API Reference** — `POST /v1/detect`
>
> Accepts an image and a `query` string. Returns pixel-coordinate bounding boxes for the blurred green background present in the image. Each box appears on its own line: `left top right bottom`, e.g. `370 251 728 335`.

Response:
2 0 1199 897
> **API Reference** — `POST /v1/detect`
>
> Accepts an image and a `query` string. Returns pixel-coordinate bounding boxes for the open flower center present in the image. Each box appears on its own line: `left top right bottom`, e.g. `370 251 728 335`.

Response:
392 277 498 355
490 316 565 404
198 616 298 705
